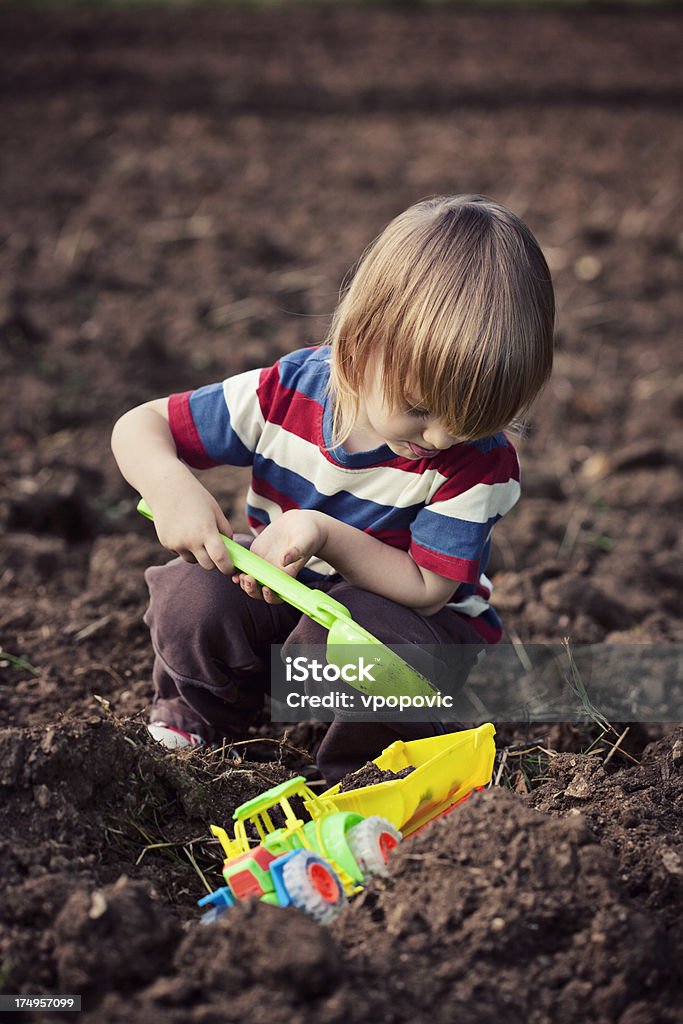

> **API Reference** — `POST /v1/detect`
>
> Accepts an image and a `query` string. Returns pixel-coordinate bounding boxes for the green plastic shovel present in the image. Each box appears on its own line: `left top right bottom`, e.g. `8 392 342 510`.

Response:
137 498 436 699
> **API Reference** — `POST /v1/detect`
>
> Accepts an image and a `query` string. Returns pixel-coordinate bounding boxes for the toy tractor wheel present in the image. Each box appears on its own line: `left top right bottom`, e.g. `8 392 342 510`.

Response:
346 816 402 880
281 850 347 924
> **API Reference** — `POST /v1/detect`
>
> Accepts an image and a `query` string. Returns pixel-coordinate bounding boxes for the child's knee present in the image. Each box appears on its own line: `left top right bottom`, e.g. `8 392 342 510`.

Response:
319 582 380 626
316 581 417 643
144 559 240 642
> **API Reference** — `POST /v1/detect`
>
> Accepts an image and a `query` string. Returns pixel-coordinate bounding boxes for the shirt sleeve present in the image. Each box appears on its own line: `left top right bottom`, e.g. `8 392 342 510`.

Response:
168 364 274 469
409 437 521 584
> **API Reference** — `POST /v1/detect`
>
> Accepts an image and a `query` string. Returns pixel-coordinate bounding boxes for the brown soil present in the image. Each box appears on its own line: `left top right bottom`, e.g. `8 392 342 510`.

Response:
338 762 416 793
1 6 682 1023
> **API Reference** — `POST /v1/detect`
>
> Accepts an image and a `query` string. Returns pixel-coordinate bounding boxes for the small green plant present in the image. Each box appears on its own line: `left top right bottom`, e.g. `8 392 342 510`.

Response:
561 640 639 766
562 638 612 734
0 956 12 994
0 648 40 677
586 532 614 552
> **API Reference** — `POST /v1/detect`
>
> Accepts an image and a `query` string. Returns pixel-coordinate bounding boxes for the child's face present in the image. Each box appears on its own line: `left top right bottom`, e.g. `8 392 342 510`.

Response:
356 362 460 460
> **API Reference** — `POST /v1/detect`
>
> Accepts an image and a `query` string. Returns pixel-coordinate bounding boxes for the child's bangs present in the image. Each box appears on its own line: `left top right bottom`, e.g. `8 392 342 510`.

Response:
378 330 447 424
382 329 522 442
384 354 462 437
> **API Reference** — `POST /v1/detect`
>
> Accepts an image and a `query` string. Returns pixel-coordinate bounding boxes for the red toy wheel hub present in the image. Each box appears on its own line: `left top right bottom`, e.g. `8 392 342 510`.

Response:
379 832 399 860
307 862 340 903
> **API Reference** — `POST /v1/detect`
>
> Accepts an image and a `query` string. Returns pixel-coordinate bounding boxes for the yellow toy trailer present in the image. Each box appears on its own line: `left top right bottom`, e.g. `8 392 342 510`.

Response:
199 724 495 924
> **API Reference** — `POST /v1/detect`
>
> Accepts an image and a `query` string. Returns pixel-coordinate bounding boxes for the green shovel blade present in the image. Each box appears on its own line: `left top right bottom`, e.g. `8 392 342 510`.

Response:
137 498 436 698
324 619 438 699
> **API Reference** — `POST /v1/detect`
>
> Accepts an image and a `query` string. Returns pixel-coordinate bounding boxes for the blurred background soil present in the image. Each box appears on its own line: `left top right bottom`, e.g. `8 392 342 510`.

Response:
0 4 682 1022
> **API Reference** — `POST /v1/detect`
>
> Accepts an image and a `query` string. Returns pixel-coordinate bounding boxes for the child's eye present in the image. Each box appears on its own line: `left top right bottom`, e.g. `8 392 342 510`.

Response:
407 406 429 418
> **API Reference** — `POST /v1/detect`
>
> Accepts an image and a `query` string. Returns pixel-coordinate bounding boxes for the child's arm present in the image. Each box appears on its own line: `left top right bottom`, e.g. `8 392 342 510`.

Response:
111 399 235 574
240 509 456 616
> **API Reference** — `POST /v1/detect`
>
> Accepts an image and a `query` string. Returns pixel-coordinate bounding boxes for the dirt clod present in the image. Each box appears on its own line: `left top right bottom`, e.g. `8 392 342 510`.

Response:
54 877 182 994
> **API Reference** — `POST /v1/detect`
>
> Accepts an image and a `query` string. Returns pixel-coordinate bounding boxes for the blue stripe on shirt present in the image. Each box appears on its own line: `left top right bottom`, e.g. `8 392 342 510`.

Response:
411 508 499 563
188 383 253 466
277 348 330 403
251 455 422 530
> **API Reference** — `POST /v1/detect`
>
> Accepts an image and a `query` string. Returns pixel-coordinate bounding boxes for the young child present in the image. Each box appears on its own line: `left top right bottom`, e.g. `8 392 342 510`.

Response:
111 194 554 785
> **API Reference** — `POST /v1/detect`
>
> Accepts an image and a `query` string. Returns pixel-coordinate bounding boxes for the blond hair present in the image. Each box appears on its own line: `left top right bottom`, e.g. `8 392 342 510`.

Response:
326 195 554 446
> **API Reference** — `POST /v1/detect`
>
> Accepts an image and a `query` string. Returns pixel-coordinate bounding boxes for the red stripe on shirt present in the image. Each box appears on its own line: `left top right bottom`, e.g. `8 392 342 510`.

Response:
168 392 220 470
429 444 520 501
250 476 301 515
461 612 502 644
256 364 324 439
409 540 480 584
370 527 412 549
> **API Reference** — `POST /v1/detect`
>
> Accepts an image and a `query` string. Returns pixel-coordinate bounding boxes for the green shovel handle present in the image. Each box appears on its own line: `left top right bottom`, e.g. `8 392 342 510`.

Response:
136 498 354 631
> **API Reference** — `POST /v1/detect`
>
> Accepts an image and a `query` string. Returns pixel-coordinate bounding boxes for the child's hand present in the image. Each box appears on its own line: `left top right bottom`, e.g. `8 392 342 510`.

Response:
234 510 327 604
148 480 235 574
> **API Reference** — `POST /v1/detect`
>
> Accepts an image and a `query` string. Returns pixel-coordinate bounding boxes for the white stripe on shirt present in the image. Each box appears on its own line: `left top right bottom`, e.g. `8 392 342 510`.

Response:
428 479 521 524
222 369 265 451
257 421 448 508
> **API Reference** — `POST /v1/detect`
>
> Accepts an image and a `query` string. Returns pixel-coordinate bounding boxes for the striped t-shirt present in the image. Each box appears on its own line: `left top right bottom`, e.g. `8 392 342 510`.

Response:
168 346 520 642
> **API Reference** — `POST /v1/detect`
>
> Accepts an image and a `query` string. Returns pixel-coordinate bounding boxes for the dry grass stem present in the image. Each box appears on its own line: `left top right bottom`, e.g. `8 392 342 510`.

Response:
508 630 533 673
603 728 639 767
183 844 214 895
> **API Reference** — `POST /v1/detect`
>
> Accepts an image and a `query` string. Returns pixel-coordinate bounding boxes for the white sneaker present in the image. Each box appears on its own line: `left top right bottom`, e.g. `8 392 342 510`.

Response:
148 722 205 749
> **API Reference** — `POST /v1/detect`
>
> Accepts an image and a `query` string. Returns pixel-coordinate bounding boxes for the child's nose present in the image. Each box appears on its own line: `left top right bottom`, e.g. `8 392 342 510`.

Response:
423 422 456 450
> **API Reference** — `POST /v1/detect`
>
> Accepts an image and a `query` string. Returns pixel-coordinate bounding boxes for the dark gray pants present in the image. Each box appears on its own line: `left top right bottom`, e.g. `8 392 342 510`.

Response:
143 548 484 785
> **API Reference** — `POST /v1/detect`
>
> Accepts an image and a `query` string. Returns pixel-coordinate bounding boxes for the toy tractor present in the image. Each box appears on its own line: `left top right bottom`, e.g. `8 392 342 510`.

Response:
198 775 400 924
199 724 496 925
